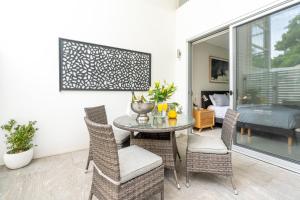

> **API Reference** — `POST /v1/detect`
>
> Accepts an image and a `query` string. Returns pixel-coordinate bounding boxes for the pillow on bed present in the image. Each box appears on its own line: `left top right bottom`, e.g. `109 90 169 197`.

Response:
209 95 217 106
213 94 229 106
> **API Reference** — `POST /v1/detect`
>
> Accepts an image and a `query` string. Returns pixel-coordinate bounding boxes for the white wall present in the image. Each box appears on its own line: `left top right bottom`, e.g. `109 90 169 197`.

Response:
0 0 176 165
174 0 286 113
192 42 229 106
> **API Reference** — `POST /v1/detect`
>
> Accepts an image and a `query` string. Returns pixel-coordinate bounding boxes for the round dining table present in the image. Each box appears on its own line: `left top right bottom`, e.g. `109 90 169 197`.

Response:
113 114 194 189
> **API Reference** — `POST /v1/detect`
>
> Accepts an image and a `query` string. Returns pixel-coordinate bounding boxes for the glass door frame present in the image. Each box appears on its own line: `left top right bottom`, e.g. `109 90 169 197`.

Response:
229 0 300 173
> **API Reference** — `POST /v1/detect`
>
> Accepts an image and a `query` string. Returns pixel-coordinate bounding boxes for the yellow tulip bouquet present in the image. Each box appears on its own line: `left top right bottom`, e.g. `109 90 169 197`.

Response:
148 81 176 103
148 81 178 118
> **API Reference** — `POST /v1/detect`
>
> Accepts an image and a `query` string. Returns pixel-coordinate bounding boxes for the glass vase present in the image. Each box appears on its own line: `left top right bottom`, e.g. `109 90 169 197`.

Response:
152 102 168 119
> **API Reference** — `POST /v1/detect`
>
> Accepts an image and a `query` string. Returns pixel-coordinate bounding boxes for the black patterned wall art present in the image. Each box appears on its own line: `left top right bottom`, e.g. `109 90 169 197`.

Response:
59 38 151 91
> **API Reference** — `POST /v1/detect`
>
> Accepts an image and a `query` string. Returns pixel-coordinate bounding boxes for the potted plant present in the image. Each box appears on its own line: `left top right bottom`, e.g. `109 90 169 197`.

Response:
1 119 38 169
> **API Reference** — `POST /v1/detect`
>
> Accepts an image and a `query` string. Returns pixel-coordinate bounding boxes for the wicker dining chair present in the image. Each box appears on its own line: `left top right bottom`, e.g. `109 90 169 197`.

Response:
84 105 130 171
186 109 240 194
84 117 164 200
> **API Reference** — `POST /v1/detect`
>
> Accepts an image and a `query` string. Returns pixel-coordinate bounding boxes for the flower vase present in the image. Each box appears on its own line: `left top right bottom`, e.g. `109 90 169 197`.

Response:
152 102 168 119
152 103 161 118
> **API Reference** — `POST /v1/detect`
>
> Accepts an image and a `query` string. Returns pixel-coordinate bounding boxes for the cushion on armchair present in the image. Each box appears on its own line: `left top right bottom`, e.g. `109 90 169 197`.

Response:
118 145 162 183
188 134 228 154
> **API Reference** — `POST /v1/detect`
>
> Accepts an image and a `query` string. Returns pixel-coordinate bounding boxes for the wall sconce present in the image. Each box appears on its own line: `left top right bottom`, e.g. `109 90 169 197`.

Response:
177 49 181 59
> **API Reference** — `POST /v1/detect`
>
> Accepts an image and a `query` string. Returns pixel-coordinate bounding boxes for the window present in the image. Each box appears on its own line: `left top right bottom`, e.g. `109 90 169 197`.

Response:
235 4 300 163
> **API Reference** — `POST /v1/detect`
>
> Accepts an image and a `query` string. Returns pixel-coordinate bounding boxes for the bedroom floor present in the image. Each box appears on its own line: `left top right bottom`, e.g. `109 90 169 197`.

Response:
236 129 300 163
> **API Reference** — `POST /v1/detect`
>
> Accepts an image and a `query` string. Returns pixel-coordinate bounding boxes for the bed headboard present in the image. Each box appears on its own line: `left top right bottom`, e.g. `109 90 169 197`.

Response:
201 90 229 109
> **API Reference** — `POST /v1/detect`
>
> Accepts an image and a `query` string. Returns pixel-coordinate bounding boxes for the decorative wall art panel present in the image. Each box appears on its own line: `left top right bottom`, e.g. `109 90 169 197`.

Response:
59 38 151 91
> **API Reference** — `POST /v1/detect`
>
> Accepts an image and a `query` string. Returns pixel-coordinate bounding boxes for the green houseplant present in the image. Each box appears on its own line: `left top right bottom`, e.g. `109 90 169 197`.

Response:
1 119 38 169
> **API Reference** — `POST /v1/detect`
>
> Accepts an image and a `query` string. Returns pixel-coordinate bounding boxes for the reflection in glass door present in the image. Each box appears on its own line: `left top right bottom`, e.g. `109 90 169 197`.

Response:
234 4 300 163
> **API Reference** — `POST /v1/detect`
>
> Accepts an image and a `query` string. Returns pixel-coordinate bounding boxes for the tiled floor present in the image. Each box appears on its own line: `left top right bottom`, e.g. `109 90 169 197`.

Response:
1 129 300 200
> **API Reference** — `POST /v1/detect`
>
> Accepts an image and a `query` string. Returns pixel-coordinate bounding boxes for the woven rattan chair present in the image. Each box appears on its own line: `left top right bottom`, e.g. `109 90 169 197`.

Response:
84 105 130 171
186 109 240 194
84 117 164 200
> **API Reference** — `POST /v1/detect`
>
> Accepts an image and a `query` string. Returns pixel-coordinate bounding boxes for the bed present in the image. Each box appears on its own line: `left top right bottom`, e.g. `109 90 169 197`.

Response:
237 104 299 146
207 105 229 120
200 90 299 146
200 90 229 124
238 104 300 130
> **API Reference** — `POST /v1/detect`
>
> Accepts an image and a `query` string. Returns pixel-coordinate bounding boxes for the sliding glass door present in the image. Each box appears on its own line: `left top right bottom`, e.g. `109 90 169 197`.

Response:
232 3 300 163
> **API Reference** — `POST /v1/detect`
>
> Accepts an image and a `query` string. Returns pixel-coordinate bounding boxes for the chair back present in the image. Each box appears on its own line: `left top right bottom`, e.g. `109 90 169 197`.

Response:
84 105 108 124
84 117 120 182
221 109 240 150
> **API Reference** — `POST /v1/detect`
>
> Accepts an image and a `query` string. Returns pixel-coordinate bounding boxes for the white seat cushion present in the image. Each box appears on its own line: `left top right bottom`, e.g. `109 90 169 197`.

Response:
118 145 162 183
188 134 228 154
113 128 130 144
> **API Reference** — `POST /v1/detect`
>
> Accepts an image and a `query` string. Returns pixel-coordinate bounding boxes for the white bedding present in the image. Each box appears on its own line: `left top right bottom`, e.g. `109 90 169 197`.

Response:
207 105 229 119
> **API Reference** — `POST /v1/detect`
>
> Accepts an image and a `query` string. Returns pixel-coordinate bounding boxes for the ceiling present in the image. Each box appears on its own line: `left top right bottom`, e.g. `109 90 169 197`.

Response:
204 32 229 50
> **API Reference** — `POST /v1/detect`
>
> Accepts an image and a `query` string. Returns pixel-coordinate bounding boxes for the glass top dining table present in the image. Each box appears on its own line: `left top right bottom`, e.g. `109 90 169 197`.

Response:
113 114 194 189
113 114 194 133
